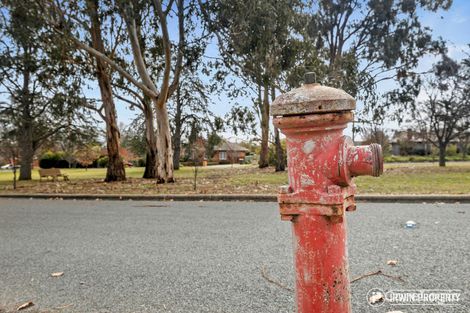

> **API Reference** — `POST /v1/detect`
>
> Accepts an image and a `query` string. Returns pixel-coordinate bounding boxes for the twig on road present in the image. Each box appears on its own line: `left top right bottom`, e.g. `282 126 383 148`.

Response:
261 265 294 292
351 270 405 283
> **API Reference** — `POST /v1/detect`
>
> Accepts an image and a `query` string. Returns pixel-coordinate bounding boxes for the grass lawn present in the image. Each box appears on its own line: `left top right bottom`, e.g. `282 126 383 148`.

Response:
0 162 469 195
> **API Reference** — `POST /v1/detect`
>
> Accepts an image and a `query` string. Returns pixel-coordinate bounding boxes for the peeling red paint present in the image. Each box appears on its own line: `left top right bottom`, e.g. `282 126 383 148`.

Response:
271 79 383 313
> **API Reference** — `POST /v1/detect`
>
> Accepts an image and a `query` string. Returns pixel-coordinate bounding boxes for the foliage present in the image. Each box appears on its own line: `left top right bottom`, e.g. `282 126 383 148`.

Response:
383 154 470 163
225 106 257 137
121 120 147 158
206 132 222 160
361 127 391 155
295 0 451 123
96 156 109 168
268 139 287 167
0 0 96 180
200 0 302 168
75 144 102 168
39 151 69 168
414 55 470 166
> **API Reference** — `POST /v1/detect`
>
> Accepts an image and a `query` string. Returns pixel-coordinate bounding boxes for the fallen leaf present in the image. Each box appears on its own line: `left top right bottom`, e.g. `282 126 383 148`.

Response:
387 260 398 266
51 272 64 277
17 301 34 311
369 293 384 304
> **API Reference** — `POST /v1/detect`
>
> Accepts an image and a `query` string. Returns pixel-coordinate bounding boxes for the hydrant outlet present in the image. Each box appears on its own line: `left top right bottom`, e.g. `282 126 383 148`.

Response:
347 143 383 177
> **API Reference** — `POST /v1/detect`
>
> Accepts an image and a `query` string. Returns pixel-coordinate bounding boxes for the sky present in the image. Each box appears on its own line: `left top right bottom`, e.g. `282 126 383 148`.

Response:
111 0 470 141
354 0 470 138
2 1 470 142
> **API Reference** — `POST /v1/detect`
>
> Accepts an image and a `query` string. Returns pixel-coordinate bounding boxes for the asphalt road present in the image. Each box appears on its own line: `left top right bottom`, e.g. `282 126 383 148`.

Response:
0 199 468 313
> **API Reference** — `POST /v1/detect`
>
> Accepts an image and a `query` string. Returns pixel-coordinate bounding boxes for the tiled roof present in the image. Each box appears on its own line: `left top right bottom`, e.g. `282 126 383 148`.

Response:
214 141 249 152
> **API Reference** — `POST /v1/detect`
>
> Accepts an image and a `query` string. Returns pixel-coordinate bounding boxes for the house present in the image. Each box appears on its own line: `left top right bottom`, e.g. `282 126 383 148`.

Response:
212 141 249 164
390 129 431 155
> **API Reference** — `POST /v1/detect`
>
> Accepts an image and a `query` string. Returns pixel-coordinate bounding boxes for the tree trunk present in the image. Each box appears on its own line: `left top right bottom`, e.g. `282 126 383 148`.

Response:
154 100 175 183
438 142 446 167
87 0 125 182
19 59 33 181
259 82 270 168
173 136 181 170
461 136 469 160
142 99 158 178
271 86 285 172
173 86 182 170
18 127 33 181
274 127 285 172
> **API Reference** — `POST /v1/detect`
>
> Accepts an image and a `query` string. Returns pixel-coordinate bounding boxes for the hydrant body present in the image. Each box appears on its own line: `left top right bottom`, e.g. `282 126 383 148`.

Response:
271 79 383 313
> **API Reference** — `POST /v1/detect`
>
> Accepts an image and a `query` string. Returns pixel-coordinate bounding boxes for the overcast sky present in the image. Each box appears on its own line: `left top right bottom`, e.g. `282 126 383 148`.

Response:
111 0 470 141
2 1 469 142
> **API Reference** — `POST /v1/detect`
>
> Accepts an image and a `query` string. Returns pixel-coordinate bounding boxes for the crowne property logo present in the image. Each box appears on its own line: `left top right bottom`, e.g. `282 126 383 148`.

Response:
367 288 462 306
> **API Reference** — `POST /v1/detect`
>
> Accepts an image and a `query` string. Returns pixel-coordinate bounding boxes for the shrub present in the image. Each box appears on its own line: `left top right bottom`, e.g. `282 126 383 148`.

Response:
39 151 69 168
134 158 146 167
97 156 109 168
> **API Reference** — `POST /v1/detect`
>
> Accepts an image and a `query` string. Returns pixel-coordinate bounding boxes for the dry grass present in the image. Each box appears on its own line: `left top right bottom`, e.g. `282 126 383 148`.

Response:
1 162 469 195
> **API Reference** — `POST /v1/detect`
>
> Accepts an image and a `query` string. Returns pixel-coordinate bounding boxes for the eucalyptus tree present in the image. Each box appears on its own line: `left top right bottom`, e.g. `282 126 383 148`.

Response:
0 0 95 180
35 0 129 181
294 0 453 121
199 0 301 169
113 0 210 175
46 0 187 183
86 0 126 181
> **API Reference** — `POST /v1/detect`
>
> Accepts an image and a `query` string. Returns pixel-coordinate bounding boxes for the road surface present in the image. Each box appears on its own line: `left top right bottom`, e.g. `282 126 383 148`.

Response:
0 199 468 312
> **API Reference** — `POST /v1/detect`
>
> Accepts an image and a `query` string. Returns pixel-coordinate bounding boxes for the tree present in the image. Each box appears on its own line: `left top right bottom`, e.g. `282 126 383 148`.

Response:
75 144 101 170
0 126 19 189
416 56 470 167
456 121 470 160
205 117 224 161
170 73 210 170
288 0 452 122
186 122 206 190
86 0 126 181
271 87 285 171
31 0 126 181
46 0 187 183
0 0 95 180
361 126 390 155
199 0 301 169
57 127 100 168
121 119 147 160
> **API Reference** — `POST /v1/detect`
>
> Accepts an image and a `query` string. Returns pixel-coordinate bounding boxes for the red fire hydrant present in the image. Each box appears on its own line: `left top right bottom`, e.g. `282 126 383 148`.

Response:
271 73 383 313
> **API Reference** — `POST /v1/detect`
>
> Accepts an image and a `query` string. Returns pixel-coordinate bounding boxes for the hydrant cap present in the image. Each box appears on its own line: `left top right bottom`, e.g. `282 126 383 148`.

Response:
271 82 356 116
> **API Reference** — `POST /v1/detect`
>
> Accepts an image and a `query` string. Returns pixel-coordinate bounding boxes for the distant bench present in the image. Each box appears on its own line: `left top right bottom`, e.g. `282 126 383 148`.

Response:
38 168 69 182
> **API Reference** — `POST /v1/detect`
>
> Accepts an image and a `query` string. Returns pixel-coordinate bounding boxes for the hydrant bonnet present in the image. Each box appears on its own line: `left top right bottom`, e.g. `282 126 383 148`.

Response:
271 73 356 116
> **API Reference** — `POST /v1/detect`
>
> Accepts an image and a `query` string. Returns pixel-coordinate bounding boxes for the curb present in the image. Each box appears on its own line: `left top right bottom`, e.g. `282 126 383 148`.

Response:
0 193 469 203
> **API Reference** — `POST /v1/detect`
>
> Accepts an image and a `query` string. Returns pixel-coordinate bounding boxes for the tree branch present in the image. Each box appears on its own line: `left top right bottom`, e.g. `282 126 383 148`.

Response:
167 0 184 98
115 94 144 111
152 0 172 107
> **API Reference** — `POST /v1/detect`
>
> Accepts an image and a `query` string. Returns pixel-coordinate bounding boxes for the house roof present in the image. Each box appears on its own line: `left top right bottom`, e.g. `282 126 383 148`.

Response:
390 130 428 144
214 141 249 152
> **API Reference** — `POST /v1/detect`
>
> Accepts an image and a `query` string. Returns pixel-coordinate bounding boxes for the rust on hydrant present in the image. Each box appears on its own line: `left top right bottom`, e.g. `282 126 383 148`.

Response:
271 73 383 313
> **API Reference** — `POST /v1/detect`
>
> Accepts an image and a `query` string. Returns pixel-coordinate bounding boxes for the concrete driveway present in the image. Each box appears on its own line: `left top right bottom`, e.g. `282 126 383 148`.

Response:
0 199 468 312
